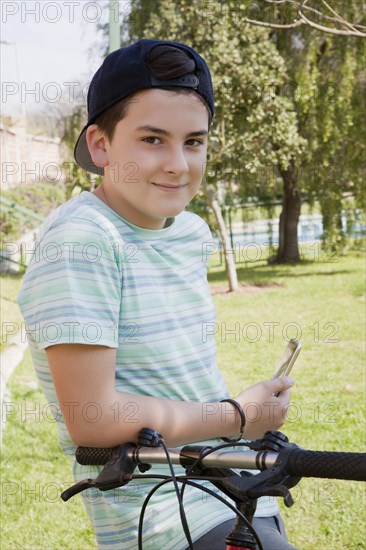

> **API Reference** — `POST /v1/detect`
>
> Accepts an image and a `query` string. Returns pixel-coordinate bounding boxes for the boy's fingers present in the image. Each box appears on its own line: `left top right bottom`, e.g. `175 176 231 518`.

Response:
270 376 295 393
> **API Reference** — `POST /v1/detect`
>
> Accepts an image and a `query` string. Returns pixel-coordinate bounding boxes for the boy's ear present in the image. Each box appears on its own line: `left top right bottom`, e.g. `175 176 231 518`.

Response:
86 125 109 168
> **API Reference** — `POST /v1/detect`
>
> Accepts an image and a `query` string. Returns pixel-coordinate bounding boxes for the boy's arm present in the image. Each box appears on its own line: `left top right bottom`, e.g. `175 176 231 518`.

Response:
46 343 294 448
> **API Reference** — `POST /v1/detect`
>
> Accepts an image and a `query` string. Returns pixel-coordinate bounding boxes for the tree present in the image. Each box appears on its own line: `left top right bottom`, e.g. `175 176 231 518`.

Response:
241 0 366 37
61 108 96 199
251 0 366 246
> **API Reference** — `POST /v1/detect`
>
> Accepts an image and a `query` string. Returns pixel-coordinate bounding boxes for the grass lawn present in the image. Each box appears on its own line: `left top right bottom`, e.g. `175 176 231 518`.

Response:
1 250 365 549
209 249 366 549
1 348 96 549
0 272 25 351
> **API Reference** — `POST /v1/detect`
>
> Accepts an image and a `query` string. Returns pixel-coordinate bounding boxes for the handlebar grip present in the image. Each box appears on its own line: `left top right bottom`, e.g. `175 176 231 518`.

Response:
76 446 118 466
286 449 366 481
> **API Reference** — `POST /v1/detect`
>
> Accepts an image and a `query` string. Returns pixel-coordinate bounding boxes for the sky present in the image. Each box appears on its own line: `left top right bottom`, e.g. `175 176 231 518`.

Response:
1 1 127 117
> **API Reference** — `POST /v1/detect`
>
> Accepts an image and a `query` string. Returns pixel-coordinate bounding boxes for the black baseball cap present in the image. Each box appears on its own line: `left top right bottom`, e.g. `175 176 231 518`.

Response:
74 38 214 175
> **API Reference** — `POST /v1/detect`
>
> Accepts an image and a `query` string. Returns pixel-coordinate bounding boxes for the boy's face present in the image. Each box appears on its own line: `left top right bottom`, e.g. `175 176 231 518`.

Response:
89 88 209 229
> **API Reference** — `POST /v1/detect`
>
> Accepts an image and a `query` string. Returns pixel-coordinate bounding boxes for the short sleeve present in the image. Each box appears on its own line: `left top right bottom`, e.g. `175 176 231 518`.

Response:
18 217 122 349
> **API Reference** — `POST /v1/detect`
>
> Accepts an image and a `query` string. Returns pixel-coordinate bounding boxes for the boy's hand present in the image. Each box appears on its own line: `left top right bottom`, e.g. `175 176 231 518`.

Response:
235 377 295 440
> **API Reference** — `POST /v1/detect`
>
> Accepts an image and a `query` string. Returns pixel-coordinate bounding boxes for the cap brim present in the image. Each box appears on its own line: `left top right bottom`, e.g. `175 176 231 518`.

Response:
74 126 104 176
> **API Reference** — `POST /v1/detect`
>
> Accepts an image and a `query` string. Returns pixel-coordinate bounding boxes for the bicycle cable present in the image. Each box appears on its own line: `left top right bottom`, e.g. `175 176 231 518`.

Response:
160 439 194 550
179 441 252 506
137 439 262 550
138 475 263 550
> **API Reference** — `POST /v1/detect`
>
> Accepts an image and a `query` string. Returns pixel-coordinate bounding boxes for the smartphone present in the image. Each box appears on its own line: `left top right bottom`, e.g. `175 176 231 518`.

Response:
272 339 301 395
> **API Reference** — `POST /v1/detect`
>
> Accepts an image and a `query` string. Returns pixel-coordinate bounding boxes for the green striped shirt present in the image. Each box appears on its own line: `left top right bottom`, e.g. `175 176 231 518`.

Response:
18 191 277 549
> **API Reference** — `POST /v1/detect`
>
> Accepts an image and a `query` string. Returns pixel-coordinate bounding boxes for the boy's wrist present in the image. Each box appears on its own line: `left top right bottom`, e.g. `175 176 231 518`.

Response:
219 399 246 442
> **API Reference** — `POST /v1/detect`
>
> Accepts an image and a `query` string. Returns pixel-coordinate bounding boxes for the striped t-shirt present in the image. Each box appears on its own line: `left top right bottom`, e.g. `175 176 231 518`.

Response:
18 191 277 549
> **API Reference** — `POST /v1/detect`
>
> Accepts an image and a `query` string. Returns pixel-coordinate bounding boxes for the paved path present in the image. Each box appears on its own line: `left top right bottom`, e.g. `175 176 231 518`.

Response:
0 331 28 441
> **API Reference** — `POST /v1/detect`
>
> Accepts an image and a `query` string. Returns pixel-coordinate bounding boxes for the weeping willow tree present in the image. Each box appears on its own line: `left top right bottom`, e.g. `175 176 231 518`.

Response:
292 34 365 246
240 0 366 251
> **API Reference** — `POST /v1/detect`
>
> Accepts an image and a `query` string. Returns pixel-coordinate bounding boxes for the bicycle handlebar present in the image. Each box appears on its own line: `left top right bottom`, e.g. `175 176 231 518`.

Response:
61 433 365 550
75 444 366 482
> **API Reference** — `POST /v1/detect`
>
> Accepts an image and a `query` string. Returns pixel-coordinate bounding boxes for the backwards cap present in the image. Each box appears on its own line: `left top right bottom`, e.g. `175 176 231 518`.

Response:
74 39 214 175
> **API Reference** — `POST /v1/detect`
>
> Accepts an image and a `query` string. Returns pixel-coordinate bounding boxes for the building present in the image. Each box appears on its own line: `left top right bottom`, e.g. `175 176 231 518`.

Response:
1 122 63 190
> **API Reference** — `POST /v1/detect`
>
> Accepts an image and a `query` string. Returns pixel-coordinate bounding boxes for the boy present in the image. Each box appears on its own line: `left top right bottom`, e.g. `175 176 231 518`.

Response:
18 39 296 549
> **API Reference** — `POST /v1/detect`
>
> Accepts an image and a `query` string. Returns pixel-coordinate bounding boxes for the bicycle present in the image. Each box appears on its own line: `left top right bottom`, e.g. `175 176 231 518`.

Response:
62 428 366 550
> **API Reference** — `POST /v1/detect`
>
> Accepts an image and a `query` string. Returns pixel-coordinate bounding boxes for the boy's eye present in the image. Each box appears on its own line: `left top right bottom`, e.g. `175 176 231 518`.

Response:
186 139 203 147
143 137 161 145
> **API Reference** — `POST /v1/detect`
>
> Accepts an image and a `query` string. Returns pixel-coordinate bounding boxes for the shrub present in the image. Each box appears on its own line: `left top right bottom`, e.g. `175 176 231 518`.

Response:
0 182 66 242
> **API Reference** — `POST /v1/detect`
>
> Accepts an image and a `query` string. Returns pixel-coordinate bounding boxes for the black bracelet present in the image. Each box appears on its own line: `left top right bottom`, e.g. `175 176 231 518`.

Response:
220 399 246 442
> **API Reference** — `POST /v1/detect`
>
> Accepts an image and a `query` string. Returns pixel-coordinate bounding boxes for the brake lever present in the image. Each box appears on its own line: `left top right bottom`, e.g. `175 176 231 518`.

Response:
61 443 137 502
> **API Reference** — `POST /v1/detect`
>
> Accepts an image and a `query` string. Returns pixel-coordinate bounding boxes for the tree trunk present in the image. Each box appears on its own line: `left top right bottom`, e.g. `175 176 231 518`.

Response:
205 185 238 292
275 159 301 263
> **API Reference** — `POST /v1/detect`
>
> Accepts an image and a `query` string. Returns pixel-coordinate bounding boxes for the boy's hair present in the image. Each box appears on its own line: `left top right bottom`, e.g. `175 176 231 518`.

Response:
74 39 214 175
94 45 213 143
